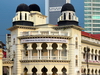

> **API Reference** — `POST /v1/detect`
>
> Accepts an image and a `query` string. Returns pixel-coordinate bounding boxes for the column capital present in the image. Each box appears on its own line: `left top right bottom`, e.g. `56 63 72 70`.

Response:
47 43 53 50
57 43 62 50
36 43 42 50
8 66 12 68
27 43 33 50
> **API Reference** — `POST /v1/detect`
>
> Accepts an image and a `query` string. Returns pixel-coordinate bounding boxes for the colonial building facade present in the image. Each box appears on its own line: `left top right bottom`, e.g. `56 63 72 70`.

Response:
2 1 100 75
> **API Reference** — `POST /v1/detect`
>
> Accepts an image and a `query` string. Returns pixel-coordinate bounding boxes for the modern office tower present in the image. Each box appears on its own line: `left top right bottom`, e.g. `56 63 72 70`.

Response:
45 0 66 25
84 0 100 34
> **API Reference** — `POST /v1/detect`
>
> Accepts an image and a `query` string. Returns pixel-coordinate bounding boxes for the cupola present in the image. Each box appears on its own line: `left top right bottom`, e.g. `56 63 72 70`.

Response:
16 4 30 12
13 3 33 26
58 2 78 26
29 4 41 12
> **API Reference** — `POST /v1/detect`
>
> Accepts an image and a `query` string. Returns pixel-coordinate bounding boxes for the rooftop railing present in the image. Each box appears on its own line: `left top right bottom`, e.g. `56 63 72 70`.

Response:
20 31 69 36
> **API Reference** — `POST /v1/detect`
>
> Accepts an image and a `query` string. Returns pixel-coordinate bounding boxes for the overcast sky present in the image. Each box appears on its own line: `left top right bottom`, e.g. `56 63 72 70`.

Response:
0 0 84 43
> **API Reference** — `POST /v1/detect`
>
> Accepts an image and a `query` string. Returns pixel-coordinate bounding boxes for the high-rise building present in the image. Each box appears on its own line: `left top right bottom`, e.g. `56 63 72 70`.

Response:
84 0 100 34
45 0 66 25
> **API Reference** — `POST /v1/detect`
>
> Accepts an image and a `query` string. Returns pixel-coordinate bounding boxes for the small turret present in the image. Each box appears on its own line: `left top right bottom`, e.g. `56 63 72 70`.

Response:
13 4 33 26
58 2 78 26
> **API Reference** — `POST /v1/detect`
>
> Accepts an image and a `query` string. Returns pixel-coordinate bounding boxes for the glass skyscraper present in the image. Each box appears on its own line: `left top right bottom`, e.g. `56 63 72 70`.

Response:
45 0 66 25
84 0 100 34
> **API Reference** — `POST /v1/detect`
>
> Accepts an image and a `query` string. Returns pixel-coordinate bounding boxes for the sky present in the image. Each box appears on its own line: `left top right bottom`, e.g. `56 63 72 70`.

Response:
0 0 84 44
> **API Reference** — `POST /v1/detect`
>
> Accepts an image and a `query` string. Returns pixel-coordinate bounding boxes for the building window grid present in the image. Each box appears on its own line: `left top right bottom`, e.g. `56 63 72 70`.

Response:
83 47 100 62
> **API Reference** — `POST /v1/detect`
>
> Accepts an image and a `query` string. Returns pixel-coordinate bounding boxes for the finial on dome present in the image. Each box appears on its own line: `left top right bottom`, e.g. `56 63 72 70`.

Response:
66 0 71 3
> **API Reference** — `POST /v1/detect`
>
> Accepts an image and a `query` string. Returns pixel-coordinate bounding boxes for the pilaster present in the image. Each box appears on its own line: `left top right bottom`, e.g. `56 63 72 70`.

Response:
16 44 23 75
68 44 75 75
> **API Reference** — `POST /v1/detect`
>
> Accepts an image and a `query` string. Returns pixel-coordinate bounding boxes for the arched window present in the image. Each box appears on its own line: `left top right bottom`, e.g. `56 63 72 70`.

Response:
84 68 86 74
24 67 28 75
52 66 58 75
20 12 22 20
25 13 27 20
69 13 71 20
75 37 78 49
13 38 15 45
32 43 37 56
62 44 67 56
83 53 85 59
88 69 90 74
64 13 66 20
92 49 94 54
98 69 100 75
75 55 78 66
41 66 48 75
32 67 37 75
62 67 67 75
24 44 28 56
52 43 58 57
95 55 97 60
41 43 47 56
91 69 94 75
95 69 97 75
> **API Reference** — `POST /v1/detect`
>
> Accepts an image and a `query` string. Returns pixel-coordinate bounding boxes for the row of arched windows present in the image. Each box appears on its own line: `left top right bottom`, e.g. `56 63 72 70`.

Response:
82 68 100 74
83 47 100 61
23 66 67 75
83 47 100 54
23 43 67 57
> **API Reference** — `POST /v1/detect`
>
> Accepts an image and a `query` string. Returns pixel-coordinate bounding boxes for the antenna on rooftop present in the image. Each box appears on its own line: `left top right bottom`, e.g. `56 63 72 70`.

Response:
66 0 71 3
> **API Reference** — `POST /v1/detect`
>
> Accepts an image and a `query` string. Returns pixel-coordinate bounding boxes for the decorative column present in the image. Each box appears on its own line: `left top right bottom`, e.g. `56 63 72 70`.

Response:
57 43 62 60
9 66 12 75
27 43 32 60
48 50 50 59
37 50 39 59
36 43 42 59
47 43 52 60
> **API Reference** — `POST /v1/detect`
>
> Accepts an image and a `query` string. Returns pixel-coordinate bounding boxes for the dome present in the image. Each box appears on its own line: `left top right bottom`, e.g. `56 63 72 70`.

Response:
16 4 30 12
61 3 75 12
29 4 41 12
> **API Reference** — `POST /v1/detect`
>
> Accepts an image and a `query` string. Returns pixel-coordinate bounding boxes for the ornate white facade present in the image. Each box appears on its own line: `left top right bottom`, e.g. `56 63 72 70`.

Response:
2 2 100 75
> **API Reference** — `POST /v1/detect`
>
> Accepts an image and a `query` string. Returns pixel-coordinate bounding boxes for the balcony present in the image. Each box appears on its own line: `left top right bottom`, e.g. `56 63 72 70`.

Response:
20 31 69 36
22 56 67 60
3 58 11 61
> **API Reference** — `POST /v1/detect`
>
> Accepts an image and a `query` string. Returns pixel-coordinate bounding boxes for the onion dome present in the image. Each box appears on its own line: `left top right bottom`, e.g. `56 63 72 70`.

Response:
29 4 41 12
16 4 30 12
61 3 75 12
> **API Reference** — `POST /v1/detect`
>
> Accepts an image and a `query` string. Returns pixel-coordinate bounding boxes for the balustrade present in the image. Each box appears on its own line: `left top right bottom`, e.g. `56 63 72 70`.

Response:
22 56 67 60
20 31 68 36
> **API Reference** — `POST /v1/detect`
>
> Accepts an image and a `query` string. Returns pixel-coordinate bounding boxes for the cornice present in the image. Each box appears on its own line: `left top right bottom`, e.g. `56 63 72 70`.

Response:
20 60 70 63
18 35 72 39
7 25 38 31
53 25 84 31
3 61 14 64
82 62 100 65
82 40 100 47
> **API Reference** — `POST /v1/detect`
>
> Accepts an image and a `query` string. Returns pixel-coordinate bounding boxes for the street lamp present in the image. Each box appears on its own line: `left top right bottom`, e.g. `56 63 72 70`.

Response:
84 46 90 75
